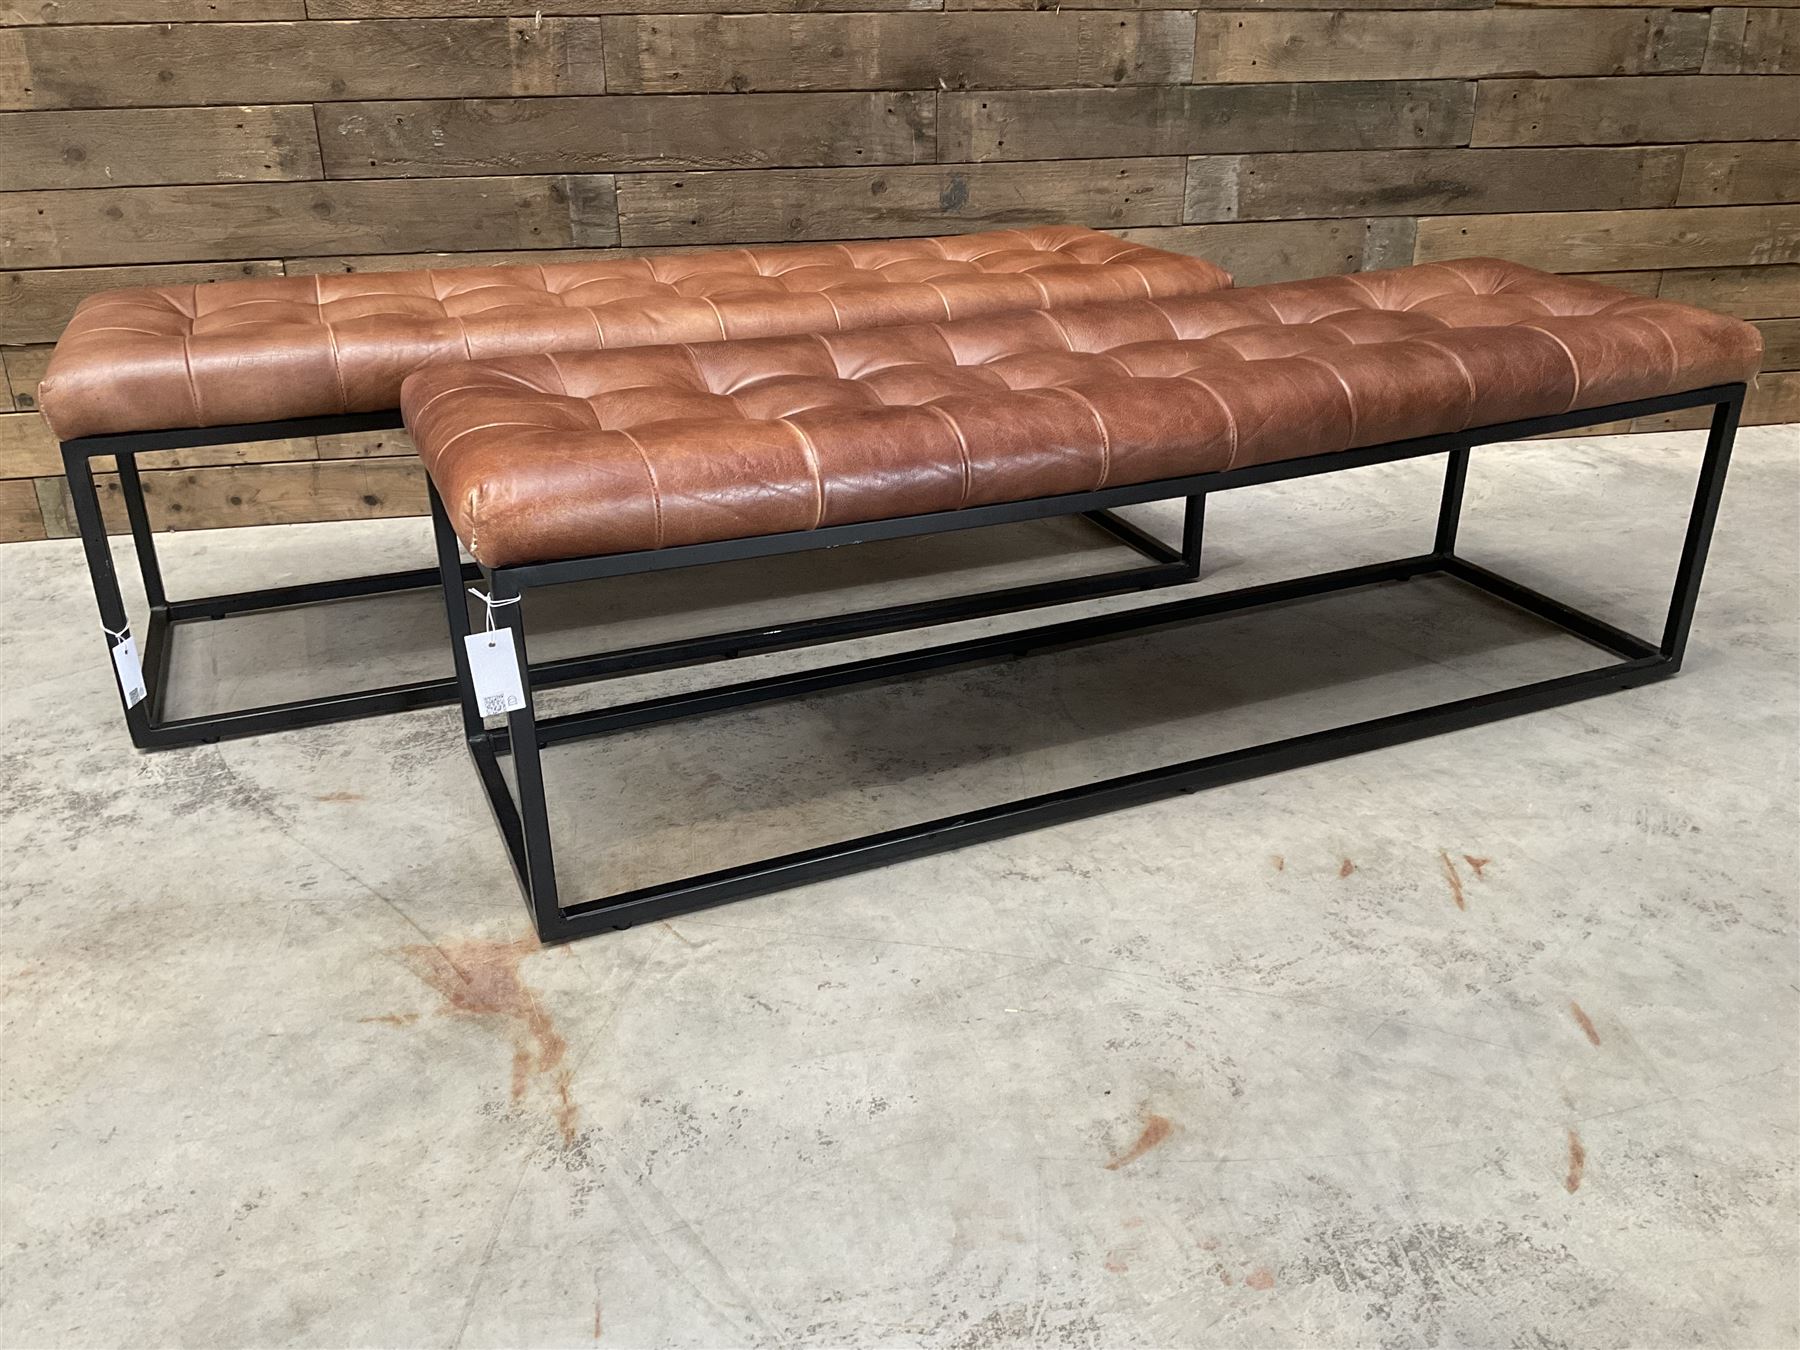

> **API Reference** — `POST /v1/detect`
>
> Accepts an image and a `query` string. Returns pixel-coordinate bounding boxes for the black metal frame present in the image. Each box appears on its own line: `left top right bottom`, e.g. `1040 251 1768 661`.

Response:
60 411 1203 748
431 384 1745 945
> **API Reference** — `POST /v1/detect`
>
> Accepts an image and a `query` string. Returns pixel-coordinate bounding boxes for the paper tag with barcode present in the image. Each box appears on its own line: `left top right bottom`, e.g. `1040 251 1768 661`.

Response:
110 631 147 709
464 628 526 717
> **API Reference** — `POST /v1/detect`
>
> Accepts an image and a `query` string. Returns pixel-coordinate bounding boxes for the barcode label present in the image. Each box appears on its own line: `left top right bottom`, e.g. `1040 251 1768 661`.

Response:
464 628 527 717
110 631 147 709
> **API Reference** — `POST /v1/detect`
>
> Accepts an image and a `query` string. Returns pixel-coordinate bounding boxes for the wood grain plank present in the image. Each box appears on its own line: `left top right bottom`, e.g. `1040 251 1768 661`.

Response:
1193 10 1706 83
1502 0 1796 8
1704 7 1800 71
310 0 937 11
0 260 283 346
1 18 604 110
1755 318 1800 369
38 457 428 536
1678 141 1800 205
1414 205 1800 270
1658 265 1800 317
1 345 50 412
3 1 303 22
602 12 1194 93
317 93 936 177
0 478 44 543
0 104 321 191
1473 76 1800 144
1120 218 1415 285
617 160 1184 246
1185 146 1682 222
1631 371 1798 429
0 409 58 477
939 82 1473 162
0 176 617 267
1566 271 1665 296
953 0 1481 8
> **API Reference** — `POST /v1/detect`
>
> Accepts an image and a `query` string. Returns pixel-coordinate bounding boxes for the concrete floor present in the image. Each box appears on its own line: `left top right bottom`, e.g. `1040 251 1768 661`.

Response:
2 427 1797 1349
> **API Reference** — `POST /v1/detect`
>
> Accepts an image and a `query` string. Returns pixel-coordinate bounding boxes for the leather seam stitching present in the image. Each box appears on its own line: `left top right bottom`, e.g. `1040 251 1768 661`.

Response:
1176 375 1240 469
1295 354 1360 445
615 428 666 550
775 418 827 531
1056 386 1112 488
1521 324 1586 411
921 402 974 508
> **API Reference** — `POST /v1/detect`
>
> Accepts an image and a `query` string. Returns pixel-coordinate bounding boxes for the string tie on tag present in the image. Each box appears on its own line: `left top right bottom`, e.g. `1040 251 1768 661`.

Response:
467 588 521 633
103 623 132 645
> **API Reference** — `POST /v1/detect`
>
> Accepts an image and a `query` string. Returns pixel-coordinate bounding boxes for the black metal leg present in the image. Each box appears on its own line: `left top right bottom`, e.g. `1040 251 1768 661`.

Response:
1660 391 1741 666
1180 495 1205 579
487 572 572 943
1436 446 1470 557
61 444 157 747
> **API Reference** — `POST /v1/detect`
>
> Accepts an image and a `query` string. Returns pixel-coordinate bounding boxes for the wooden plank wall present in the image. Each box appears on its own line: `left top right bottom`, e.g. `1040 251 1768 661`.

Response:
2 3 1796 543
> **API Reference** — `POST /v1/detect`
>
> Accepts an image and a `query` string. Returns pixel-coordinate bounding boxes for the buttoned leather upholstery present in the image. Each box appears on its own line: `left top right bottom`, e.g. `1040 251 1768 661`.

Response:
38 227 1230 441
403 259 1761 568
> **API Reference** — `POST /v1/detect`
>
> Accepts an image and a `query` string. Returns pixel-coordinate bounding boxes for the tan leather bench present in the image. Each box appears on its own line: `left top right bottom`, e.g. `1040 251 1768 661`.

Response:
396 259 1760 943
45 226 1230 748
41 227 1228 441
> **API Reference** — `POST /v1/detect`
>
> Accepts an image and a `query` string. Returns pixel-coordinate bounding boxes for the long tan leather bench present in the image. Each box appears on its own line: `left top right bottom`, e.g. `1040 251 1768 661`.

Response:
44 225 1232 750
39 227 1230 441
403 259 1763 567
398 256 1758 943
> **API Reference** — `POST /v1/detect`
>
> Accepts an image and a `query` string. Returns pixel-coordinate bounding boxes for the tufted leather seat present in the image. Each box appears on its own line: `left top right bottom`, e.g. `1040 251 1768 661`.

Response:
403 259 1761 568
38 227 1229 442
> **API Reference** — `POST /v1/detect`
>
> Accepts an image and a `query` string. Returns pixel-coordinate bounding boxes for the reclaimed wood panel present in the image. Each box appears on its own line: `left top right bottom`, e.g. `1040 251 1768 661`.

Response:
311 0 936 12
602 12 1195 92
317 93 936 177
1473 76 1800 144
1 344 48 411
1185 147 1683 221
1414 205 1800 270
939 82 1473 161
1 176 617 268
1 260 283 346
1121 218 1417 285
1632 371 1800 428
1192 10 1707 83
1704 7 1800 70
1757 318 1800 368
1658 265 1800 317
1678 141 1800 203
0 408 57 477
1 19 605 110
1 408 306 477
953 0 1483 7
42 457 429 536
0 477 43 543
617 160 1185 245
2 1 303 21
0 105 322 192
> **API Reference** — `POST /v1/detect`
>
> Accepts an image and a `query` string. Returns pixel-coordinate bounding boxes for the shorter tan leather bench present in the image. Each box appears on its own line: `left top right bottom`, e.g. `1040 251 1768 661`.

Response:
398 259 1760 944
46 226 1230 748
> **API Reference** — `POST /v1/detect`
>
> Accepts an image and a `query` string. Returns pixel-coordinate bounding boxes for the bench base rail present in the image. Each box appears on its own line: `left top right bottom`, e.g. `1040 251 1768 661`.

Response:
60 410 1202 747
432 384 1744 945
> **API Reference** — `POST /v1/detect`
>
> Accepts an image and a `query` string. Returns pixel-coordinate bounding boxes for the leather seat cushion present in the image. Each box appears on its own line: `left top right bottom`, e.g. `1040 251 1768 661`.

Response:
38 227 1230 441
404 259 1761 568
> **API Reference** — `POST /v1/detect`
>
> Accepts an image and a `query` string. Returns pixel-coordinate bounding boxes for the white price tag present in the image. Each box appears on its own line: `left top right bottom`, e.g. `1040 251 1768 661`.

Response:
110 631 146 709
464 627 526 718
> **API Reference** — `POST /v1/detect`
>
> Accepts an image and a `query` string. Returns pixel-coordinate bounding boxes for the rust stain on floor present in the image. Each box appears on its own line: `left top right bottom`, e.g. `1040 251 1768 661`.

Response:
1105 1113 1173 1170
1463 854 1490 878
359 1012 419 1027
1244 1267 1276 1290
1439 850 1466 910
315 790 364 802
1569 1001 1602 1046
1271 854 1285 872
1565 1129 1586 1193
1338 858 1356 878
396 936 579 1144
